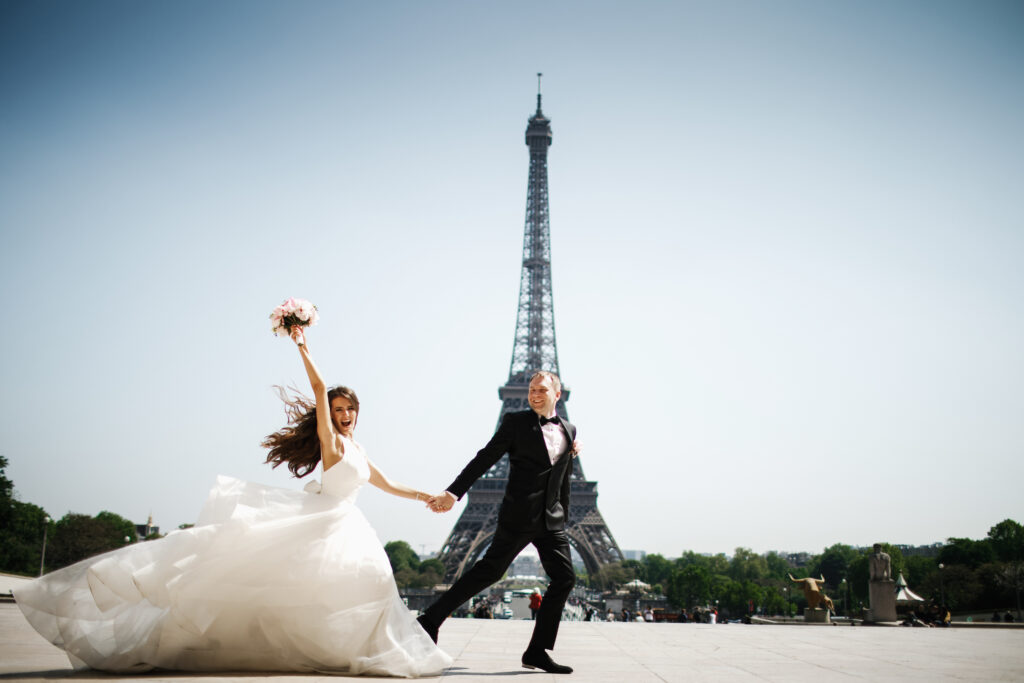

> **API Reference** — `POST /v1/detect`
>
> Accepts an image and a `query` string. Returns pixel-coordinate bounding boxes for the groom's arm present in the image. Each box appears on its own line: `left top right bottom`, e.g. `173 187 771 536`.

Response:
445 412 517 499
559 423 576 522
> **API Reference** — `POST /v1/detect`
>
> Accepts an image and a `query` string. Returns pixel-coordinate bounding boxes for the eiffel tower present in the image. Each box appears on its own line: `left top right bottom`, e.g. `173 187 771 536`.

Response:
437 76 624 584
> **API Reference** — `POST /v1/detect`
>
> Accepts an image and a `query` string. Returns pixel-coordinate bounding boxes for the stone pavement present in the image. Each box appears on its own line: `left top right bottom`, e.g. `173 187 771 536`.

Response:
2 603 1023 682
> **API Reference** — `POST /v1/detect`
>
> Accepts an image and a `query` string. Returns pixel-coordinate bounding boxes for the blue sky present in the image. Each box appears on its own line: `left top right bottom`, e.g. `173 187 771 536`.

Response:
1 0 1022 559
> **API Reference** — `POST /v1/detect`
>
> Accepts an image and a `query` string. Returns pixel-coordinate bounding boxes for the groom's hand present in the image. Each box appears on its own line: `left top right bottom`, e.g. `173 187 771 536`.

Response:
426 492 456 513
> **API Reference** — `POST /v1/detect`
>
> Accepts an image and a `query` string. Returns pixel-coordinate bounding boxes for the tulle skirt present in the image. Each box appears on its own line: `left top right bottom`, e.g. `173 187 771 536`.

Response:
14 476 451 678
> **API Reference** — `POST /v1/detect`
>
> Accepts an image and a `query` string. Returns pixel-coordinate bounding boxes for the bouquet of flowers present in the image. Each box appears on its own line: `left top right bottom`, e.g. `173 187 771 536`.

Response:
270 297 320 338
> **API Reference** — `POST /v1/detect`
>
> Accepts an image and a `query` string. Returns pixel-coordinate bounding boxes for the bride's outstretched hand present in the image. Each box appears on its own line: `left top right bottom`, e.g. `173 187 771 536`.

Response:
290 325 307 347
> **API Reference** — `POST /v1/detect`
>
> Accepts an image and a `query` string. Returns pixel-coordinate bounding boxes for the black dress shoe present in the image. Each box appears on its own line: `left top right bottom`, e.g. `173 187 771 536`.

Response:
416 615 438 644
521 649 573 674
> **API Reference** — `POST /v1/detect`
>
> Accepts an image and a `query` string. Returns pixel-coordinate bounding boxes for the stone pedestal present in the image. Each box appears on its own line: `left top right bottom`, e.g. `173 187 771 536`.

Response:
867 579 897 622
804 607 831 623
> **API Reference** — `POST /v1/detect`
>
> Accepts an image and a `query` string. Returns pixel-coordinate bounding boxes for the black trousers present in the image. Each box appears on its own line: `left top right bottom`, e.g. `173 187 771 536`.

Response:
423 524 575 652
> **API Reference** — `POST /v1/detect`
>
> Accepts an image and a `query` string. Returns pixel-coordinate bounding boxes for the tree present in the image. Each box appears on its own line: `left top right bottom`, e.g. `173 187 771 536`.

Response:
763 551 792 581
594 561 633 589
667 564 711 609
0 499 50 575
812 543 858 588
384 541 420 573
643 553 673 588
938 564 983 611
0 455 13 505
48 512 135 569
987 519 1024 563
904 555 939 598
939 537 996 569
621 559 644 582
0 455 54 576
998 562 1024 621
729 548 767 583
96 511 137 542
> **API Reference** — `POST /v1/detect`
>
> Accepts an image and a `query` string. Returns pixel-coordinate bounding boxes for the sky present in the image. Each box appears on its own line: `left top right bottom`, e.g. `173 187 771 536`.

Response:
1 0 1022 561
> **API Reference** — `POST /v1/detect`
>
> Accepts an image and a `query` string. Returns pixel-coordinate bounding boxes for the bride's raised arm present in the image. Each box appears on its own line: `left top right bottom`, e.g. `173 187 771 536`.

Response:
290 326 343 468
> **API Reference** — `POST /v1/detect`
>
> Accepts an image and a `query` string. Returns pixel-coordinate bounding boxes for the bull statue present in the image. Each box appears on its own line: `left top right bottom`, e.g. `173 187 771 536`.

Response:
788 574 835 612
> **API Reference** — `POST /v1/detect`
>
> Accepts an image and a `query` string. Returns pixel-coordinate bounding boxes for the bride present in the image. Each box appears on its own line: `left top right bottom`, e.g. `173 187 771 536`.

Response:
14 324 452 677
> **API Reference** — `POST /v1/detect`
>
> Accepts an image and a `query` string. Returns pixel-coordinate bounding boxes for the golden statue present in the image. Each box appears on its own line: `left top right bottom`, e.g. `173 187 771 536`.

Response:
788 574 835 612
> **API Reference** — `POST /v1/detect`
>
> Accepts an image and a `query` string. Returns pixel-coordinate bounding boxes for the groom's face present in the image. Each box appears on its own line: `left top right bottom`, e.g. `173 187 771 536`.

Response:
528 375 561 417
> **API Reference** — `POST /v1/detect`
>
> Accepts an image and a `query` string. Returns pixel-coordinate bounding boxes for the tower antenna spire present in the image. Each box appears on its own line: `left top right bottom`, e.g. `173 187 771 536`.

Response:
536 72 543 113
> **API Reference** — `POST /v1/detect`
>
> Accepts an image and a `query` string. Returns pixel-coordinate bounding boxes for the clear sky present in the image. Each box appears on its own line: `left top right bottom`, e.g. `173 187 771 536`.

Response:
1 0 1022 560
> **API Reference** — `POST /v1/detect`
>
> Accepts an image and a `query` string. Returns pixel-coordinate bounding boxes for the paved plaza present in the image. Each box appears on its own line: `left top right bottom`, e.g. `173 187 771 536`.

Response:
2 602 1023 683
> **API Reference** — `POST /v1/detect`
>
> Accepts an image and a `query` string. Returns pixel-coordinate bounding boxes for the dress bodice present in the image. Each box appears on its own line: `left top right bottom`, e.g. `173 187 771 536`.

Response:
320 436 370 504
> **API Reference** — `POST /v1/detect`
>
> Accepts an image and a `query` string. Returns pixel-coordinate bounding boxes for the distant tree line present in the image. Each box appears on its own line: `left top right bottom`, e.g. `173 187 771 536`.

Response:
383 541 446 589
576 521 1024 618
5 454 1022 618
1 455 150 575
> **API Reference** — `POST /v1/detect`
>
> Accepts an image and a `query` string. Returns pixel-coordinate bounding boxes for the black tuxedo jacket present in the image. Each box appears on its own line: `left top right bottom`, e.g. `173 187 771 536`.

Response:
447 410 576 532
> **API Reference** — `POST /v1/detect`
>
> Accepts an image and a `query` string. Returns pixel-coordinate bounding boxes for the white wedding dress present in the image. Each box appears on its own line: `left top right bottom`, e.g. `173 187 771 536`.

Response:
14 438 451 677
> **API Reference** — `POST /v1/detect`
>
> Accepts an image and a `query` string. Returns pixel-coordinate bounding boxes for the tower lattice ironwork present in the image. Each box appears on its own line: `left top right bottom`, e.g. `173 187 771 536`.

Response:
437 76 624 584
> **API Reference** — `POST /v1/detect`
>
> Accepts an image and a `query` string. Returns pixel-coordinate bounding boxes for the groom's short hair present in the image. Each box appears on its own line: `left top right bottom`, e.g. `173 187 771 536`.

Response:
530 370 561 394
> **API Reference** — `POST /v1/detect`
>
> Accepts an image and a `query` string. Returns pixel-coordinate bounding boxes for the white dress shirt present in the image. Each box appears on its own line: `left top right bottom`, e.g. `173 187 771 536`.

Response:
540 415 569 465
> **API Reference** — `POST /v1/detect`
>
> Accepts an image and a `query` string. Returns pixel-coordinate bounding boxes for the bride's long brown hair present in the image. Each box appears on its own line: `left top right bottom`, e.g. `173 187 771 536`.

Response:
262 385 360 478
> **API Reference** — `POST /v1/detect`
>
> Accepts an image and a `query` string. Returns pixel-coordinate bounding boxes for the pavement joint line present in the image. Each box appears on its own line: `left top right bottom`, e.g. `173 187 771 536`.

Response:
590 623 672 682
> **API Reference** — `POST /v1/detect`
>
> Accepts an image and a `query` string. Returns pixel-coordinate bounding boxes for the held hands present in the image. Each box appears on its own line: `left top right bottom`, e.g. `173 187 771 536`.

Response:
290 325 307 348
425 492 456 513
571 439 582 458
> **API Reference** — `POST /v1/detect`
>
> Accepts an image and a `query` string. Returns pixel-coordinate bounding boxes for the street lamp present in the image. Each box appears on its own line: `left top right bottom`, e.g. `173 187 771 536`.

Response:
840 578 847 616
938 564 945 606
38 516 50 577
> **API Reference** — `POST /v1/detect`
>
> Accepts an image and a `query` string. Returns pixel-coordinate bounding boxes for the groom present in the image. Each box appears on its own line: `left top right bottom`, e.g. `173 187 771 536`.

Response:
420 371 578 675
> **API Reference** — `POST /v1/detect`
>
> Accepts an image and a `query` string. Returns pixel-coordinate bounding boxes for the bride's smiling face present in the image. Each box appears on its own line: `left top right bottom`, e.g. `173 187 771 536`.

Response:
330 396 357 437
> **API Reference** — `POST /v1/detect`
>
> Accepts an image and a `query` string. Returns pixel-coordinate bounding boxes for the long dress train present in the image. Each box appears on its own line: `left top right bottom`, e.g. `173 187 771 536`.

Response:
14 437 451 677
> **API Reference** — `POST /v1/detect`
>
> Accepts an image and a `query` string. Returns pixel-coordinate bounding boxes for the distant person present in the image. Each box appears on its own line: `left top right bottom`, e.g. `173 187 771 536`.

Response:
644 607 655 622
1005 611 1015 623
677 609 689 623
992 611 1002 623
530 589 543 620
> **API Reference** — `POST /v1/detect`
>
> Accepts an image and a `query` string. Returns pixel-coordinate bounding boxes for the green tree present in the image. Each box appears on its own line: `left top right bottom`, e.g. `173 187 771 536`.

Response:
811 543 859 588
729 547 767 583
594 561 633 589
939 537 995 569
0 499 50 575
643 553 673 588
0 456 55 575
759 585 786 615
987 519 1024 563
939 564 983 611
48 512 135 569
998 562 1023 620
667 564 711 608
621 559 644 582
415 558 445 588
0 455 12 505
384 541 420 573
763 551 792 581
904 555 939 597
96 511 137 542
